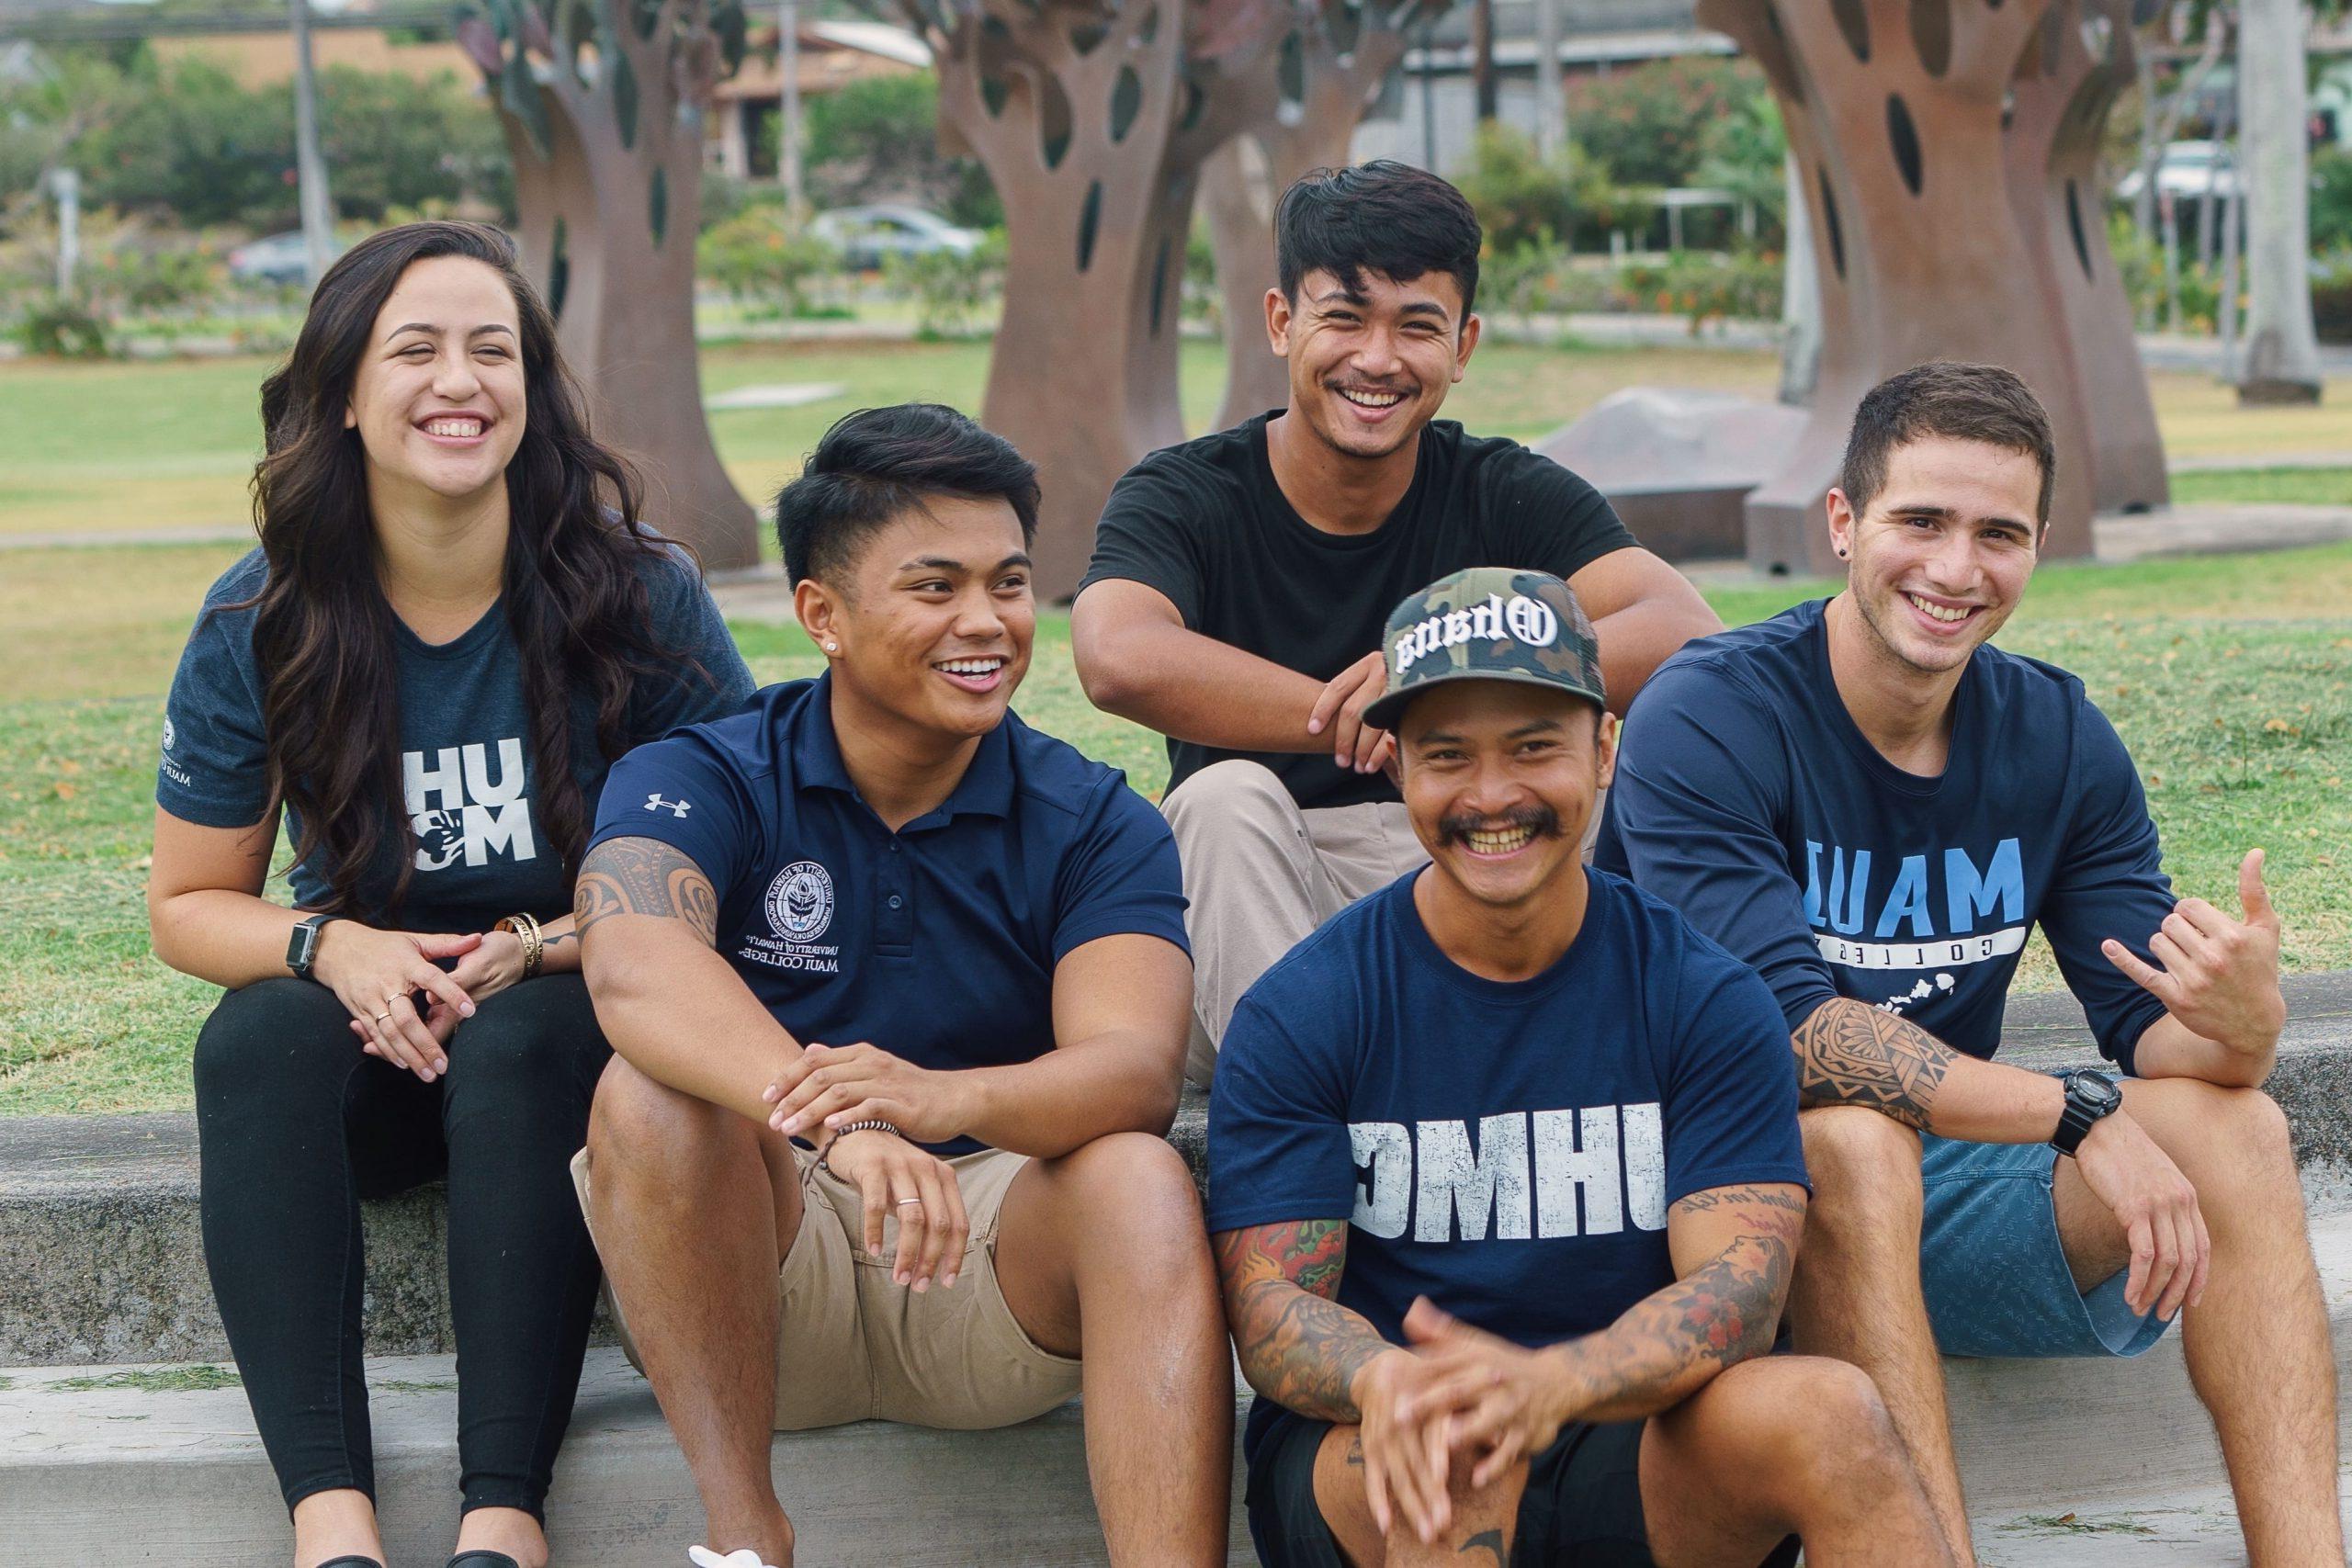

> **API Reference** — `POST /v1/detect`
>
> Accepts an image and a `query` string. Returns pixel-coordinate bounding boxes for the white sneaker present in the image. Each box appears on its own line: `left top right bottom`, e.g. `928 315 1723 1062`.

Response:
687 1549 780 1568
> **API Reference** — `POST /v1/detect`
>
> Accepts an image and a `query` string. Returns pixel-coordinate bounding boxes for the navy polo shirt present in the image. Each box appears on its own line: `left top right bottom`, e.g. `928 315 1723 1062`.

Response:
588 675 1192 1155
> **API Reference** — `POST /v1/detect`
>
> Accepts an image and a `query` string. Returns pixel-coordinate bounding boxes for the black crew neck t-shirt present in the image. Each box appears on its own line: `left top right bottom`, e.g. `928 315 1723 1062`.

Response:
1079 412 1634 809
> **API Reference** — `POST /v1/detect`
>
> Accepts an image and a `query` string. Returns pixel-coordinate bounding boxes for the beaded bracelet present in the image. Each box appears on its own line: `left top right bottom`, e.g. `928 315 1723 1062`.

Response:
817 1119 901 1178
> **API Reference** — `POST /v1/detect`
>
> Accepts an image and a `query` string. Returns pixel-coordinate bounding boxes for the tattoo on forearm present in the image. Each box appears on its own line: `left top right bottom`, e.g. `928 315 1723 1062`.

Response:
1213 1220 1389 1425
1792 997 1953 1130
1558 1186 1800 1416
573 838 720 947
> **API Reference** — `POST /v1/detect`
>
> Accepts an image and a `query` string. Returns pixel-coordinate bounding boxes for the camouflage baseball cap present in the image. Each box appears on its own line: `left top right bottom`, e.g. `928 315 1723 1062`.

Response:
1362 568 1606 732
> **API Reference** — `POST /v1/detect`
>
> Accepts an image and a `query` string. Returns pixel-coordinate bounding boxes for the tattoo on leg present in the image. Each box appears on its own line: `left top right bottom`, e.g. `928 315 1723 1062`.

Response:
1346 1437 1363 1468
574 837 720 947
1458 1528 1506 1565
1792 998 1953 1130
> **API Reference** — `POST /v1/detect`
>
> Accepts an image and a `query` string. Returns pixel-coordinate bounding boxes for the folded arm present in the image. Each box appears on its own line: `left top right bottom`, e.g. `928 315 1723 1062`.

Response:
1071 580 1345 753
1536 1180 1805 1423
1792 995 2066 1143
575 834 805 1122
1566 546 1722 716
1213 1218 1393 1425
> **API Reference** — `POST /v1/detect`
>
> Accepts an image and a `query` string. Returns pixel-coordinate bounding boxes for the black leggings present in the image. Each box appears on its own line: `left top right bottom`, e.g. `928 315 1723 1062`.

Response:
193 975 610 1519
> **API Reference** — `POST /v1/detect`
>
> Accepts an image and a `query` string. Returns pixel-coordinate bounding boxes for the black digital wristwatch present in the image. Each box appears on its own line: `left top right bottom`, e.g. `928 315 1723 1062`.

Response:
286 913 339 980
2051 1068 2123 1157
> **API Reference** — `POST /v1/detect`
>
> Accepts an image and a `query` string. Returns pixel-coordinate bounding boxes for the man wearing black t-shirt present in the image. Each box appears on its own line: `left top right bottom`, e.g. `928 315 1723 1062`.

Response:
1071 161 1720 1085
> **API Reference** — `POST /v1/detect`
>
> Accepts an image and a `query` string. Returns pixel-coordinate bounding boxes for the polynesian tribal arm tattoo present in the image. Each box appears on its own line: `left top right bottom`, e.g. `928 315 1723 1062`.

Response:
1213 1219 1393 1426
1547 1184 1804 1420
1790 995 1955 1131
573 837 721 948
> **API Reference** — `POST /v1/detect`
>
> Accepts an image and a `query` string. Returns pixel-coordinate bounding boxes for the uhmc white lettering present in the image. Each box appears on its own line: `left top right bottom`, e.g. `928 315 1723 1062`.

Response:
464 800 537 866
1623 1102 1667 1230
1414 1115 1532 1242
1350 1122 1411 1239
461 738 528 807
1532 1105 1623 1236
404 747 466 813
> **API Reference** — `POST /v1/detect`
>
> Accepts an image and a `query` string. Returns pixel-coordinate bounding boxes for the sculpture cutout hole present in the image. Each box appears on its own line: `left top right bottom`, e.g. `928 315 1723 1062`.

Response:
1077 181 1103 274
1817 166 1847 280
2078 12 2111 65
1138 5 1160 46
548 217 570 321
1069 20 1108 55
630 0 658 41
1149 236 1170 337
1181 75 1207 134
1038 71 1075 170
1829 0 1870 62
649 167 669 249
1329 2 1363 55
1907 0 1951 75
2065 179 2094 282
1279 31 1306 111
1110 65 1142 142
612 51 640 150
1886 95 1924 196
2131 0 2161 22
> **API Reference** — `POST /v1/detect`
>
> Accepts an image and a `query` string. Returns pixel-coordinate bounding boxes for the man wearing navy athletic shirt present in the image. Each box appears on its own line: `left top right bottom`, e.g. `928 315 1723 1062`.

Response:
1599 363 2340 1566
1209 568 1951 1568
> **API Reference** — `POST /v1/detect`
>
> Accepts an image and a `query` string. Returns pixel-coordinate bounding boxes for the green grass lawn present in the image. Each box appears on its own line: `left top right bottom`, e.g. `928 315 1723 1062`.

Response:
2168 468 2352 507
3 538 2347 1114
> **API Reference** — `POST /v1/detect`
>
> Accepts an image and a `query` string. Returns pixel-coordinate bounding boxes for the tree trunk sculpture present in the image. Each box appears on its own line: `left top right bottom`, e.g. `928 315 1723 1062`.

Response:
458 0 763 570
2006 0 2167 511
1201 1 1430 433
910 0 1285 597
1698 0 2160 573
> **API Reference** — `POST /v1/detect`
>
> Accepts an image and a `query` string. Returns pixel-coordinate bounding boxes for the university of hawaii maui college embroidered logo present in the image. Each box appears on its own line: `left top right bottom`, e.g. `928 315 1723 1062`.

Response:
766 861 835 942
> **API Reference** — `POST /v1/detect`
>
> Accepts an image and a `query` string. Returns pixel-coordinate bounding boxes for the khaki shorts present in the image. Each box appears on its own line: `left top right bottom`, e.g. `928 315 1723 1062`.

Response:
571 1143 1082 1431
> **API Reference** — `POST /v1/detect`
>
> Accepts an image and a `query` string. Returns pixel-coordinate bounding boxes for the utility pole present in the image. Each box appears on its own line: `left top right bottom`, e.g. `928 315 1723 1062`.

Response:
2235 0 2323 403
777 0 805 210
51 168 81 296
288 0 334 287
1532 0 1565 161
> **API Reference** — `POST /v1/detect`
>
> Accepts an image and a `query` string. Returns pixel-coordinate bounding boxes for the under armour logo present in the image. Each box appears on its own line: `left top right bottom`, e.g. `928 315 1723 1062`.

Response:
644 794 692 818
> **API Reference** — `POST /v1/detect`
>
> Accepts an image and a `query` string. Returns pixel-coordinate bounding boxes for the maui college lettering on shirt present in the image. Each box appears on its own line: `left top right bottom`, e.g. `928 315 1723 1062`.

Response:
404 738 537 872
1804 837 2028 984
1348 1105 1667 1242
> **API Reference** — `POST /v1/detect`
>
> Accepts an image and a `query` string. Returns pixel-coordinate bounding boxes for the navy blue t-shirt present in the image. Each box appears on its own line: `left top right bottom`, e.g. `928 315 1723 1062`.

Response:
1206 868 1806 1457
588 676 1193 1156
1596 599 2173 1072
158 546 754 932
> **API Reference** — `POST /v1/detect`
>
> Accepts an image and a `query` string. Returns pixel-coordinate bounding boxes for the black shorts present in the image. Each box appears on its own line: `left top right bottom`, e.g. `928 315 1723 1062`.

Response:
1244 1409 1803 1568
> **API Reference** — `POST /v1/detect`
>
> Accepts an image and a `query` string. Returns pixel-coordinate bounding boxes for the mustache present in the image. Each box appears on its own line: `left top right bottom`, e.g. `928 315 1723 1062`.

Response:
1436 803 1562 848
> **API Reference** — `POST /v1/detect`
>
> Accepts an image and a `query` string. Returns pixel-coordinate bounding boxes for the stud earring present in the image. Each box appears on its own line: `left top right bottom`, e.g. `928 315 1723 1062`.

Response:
824 641 838 653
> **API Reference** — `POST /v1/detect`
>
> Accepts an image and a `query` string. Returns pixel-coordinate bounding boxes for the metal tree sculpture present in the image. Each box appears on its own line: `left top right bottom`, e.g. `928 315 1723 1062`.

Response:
1699 0 2163 573
1200 1 1442 431
903 0 1283 597
458 0 762 570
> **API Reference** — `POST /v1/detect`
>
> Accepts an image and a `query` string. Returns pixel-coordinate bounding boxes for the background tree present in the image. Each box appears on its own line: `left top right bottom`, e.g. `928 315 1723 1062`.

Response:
795 71 1002 227
2234 0 2323 402
458 0 763 568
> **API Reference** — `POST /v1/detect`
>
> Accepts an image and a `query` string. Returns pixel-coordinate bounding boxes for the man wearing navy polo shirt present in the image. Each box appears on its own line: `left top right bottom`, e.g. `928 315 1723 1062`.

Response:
1599 364 2339 1565
1209 568 1951 1568
569 405 1231 1568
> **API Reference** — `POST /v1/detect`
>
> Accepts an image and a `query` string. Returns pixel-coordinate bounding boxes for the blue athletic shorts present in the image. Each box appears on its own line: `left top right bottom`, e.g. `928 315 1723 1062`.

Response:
1917 1134 2174 1359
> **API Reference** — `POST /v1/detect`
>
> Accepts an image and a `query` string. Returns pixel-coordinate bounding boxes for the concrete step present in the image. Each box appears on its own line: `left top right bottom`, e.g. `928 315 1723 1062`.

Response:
1973 1477 2352 1567
6 974 2347 1368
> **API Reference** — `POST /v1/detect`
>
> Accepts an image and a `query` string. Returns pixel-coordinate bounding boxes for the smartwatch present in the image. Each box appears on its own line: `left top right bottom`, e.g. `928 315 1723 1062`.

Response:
286 913 340 980
2051 1068 2123 1157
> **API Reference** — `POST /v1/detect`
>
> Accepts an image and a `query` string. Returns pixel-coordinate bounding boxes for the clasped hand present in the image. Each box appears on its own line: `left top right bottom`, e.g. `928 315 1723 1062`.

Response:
761 1041 968 1145
1351 1298 1577 1546
325 923 536 1080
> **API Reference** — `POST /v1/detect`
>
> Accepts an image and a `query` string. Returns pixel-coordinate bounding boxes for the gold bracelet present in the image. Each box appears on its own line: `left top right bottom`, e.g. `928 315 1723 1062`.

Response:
495 912 545 978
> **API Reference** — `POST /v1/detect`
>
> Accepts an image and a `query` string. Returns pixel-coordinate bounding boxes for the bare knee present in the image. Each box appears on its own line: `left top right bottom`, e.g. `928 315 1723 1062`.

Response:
1801 1107 1923 1225
1048 1133 1204 1234
2142 1080 2298 1208
1726 1358 1906 1495
586 1055 739 1176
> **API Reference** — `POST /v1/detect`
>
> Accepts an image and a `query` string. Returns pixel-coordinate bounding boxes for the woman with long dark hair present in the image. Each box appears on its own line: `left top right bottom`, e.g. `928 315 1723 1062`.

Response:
147 220 754 1568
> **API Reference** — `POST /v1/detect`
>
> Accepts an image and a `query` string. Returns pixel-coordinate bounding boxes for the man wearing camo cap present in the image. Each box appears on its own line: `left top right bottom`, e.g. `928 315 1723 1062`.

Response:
1205 568 1948 1568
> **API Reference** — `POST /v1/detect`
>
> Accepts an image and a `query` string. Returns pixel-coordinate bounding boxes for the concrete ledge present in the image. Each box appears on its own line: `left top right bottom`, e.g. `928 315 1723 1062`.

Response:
4 973 2348 1366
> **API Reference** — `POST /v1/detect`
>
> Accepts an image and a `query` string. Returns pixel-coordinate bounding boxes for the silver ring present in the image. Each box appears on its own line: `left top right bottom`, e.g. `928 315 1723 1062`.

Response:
372 1011 391 1024
896 1198 923 1207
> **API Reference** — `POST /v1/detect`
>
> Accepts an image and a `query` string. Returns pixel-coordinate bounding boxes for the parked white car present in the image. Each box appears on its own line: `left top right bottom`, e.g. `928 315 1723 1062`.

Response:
2115 141 2242 203
809 205 982 272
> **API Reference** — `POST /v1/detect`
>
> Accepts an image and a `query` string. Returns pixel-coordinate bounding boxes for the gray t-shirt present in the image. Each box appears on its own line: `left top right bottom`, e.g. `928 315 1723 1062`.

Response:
158 545 755 932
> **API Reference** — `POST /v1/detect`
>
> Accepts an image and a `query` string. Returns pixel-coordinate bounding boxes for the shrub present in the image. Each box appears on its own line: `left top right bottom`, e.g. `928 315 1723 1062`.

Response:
1621 251 1784 332
697 203 842 316
2313 253 2352 345
1452 123 1649 254
13 293 109 358
885 229 1004 339
2312 147 2352 255
793 72 1002 231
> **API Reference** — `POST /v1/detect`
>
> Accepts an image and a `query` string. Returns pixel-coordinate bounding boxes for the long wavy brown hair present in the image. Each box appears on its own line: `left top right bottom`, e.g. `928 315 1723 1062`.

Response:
239 220 709 918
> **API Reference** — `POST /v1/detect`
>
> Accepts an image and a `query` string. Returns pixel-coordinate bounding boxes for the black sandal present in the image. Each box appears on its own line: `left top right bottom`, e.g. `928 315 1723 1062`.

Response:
447 1554 522 1568
315 1559 386 1568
